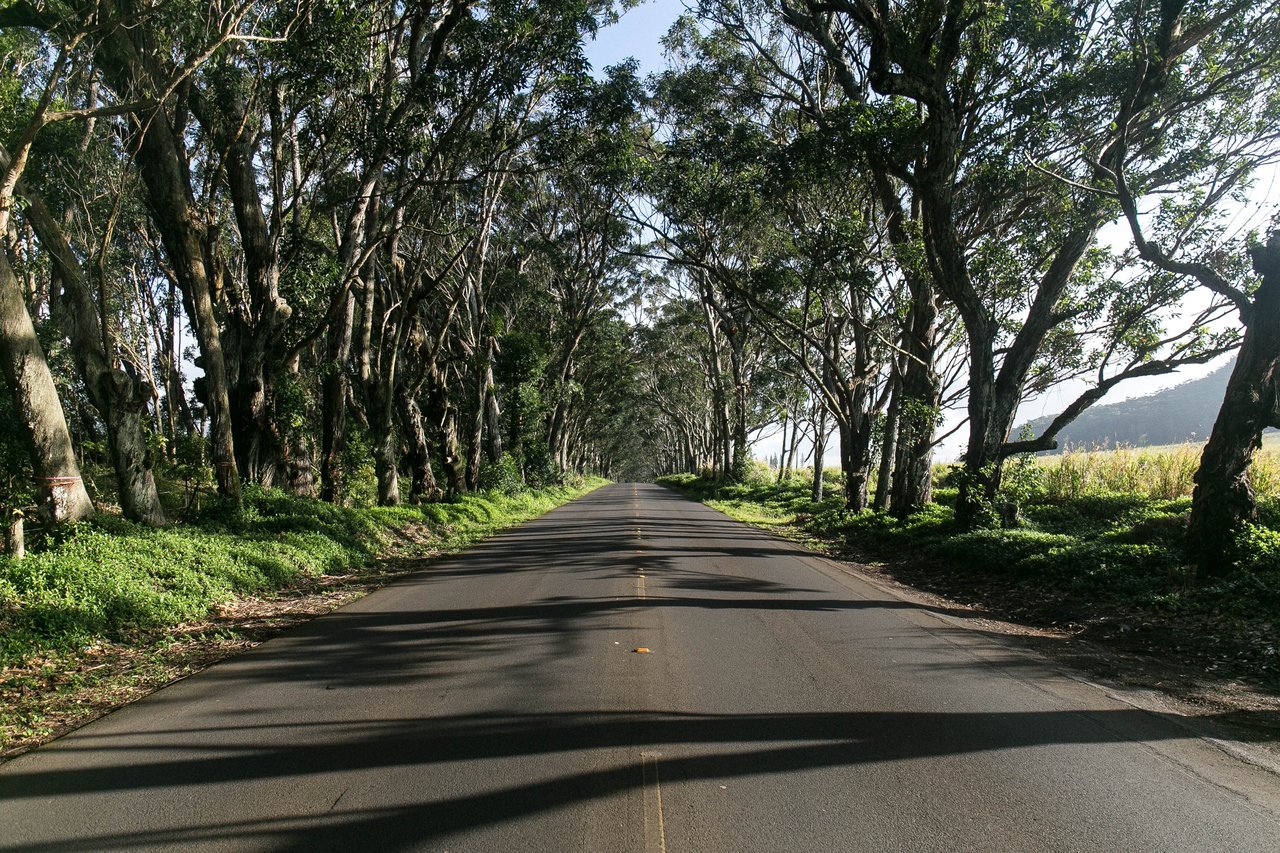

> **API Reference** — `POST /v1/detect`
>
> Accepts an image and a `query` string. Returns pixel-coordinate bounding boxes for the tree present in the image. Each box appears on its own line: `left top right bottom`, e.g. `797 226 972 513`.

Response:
782 0 1252 523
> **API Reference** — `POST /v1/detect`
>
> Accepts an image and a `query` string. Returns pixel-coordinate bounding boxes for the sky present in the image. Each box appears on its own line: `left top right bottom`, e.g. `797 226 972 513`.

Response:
585 1 686 77
583 1 1262 466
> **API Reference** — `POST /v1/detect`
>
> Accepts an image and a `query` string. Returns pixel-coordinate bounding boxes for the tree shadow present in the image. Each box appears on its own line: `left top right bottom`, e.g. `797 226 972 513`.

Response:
1 706 1272 852
8 484 1268 850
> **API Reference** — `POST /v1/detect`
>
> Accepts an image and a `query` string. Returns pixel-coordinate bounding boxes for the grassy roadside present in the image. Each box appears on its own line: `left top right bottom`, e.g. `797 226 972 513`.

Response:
0 479 604 757
658 471 1280 696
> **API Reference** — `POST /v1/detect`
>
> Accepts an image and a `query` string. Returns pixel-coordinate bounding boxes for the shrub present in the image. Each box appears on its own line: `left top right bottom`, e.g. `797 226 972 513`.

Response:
478 453 525 495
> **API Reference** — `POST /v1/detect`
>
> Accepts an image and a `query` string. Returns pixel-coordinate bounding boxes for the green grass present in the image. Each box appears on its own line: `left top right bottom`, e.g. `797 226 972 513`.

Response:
658 461 1280 622
0 480 604 667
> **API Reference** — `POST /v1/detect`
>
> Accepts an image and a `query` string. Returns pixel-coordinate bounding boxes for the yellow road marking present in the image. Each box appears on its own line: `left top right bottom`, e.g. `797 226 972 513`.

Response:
641 751 667 853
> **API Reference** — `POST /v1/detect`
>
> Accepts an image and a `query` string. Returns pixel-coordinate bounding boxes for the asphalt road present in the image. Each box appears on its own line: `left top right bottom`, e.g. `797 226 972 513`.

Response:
2 482 1279 852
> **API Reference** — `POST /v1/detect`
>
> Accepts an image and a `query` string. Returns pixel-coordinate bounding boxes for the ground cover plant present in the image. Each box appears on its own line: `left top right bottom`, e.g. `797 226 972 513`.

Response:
0 480 603 756
660 442 1280 691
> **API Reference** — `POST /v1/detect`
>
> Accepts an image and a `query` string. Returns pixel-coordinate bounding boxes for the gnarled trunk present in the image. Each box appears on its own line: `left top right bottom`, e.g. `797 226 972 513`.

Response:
1188 235 1280 574
428 365 466 496
400 395 439 502
890 280 941 517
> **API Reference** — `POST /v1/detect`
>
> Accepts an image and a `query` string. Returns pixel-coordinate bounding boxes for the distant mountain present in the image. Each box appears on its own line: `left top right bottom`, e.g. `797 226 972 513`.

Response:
1018 362 1273 452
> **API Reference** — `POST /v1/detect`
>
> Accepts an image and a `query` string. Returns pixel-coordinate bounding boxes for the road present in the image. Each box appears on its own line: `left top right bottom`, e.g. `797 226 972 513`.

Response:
1 482 1278 851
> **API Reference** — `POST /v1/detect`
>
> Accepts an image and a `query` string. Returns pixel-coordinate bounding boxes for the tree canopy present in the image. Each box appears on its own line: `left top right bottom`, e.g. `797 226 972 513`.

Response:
0 0 1276 572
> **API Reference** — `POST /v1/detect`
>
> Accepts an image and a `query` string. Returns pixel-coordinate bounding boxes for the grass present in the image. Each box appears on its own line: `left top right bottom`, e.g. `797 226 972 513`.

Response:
660 446 1280 689
1035 440 1280 501
0 480 603 753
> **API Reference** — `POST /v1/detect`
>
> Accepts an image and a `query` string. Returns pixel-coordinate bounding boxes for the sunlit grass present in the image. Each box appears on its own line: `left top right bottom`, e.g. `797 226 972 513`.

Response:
0 480 605 668
1036 439 1280 501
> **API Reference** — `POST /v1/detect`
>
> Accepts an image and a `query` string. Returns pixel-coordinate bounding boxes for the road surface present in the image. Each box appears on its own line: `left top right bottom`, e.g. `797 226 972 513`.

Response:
1 483 1278 851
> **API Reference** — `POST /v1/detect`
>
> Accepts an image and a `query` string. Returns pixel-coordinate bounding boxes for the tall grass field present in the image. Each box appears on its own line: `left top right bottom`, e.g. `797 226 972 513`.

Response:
1034 436 1280 501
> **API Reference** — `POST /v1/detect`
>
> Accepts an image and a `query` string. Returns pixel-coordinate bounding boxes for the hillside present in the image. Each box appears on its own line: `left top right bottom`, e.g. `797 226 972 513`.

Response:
1018 362 1274 452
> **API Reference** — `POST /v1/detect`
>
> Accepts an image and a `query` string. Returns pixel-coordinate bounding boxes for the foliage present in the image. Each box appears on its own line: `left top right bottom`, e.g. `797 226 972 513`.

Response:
660 459 1280 622
0 481 604 667
1037 442 1280 502
477 453 525 494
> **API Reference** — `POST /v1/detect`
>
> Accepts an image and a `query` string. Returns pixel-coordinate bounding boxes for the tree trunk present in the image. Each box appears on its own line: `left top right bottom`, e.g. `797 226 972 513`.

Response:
428 365 466 496
320 292 356 502
889 394 938 518
874 377 901 512
484 362 503 463
191 87 292 491
70 28 239 502
837 382 874 513
729 334 750 478
1187 235 1280 575
465 358 485 491
0 249 93 522
16 177 165 525
811 405 827 502
836 410 873 513
785 404 802 478
890 371 941 518
956 333 1003 524
374 428 400 506
125 111 240 502
369 379 400 506
776 411 789 484
890 281 942 517
400 395 439 502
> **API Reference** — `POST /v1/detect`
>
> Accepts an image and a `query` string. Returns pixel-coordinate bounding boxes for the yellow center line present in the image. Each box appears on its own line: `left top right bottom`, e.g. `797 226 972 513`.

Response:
641 751 667 853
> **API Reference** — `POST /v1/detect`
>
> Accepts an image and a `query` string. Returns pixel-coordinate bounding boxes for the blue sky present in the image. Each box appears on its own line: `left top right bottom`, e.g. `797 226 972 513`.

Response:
585 0 685 76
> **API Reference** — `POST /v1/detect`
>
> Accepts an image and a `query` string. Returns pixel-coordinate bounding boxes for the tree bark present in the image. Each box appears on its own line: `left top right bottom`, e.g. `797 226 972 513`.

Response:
192 87 292 490
1187 234 1280 574
130 119 239 501
889 274 941 517
483 360 503 464
320 292 356 502
873 375 900 511
399 395 439 502
465 355 486 491
87 31 242 502
811 404 827 502
369 378 400 506
428 364 466 496
0 249 93 522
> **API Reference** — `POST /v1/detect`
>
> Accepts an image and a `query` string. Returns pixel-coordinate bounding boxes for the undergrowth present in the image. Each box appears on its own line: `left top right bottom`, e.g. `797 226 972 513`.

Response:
0 481 603 668
657 469 1280 622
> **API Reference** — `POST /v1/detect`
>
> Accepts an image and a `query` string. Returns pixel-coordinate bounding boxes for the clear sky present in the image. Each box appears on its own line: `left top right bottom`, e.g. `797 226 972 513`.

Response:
584 0 685 77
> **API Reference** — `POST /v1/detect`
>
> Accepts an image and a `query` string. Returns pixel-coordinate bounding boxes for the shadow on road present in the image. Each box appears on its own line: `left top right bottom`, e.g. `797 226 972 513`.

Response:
1 704 1264 852
3 485 1267 851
